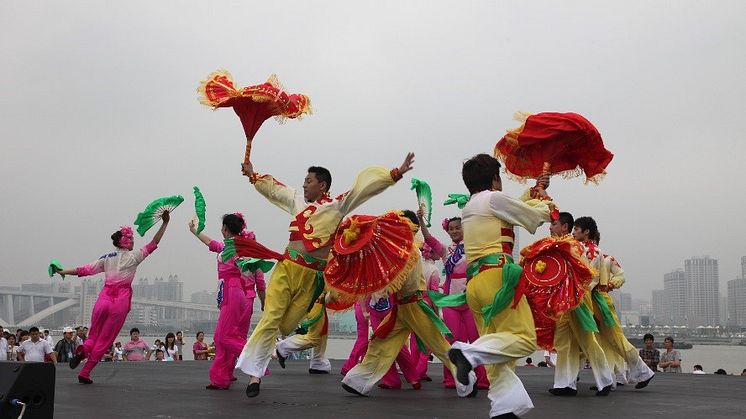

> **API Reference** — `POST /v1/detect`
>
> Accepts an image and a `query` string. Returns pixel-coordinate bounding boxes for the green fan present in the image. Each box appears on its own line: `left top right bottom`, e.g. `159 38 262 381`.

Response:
193 186 207 235
236 257 275 273
443 193 470 209
410 178 433 227
48 259 65 279
133 195 184 236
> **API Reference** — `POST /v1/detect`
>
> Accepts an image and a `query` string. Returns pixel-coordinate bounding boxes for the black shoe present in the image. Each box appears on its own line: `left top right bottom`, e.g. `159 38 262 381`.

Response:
447 348 473 386
69 353 84 370
616 382 625 387
492 414 520 419
548 387 577 396
596 385 612 396
467 386 478 398
309 368 330 374
78 376 93 385
589 385 598 391
276 349 286 369
245 381 260 398
341 383 367 397
635 375 653 389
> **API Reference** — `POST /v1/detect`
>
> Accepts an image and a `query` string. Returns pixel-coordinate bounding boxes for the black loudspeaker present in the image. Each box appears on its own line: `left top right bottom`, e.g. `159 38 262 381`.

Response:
0 362 55 419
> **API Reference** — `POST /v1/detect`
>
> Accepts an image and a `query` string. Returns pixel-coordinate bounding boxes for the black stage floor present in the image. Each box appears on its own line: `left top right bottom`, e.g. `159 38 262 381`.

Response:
45 360 746 418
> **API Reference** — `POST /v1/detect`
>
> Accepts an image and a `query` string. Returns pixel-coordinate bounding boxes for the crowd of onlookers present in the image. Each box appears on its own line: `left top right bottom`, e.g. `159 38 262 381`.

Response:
1 324 218 363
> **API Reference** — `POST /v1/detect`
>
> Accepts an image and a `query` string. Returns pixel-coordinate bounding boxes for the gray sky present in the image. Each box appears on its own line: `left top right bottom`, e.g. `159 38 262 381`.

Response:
2 1 745 303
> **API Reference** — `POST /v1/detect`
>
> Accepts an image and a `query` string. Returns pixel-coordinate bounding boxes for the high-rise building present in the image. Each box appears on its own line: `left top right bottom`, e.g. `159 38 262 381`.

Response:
78 279 104 325
133 275 183 302
651 289 666 325
191 290 218 305
619 292 632 312
685 256 719 327
664 269 687 326
727 278 746 328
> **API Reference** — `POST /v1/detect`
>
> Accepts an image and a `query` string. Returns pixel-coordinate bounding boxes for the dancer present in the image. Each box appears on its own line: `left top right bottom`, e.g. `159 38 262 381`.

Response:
189 214 256 390
447 154 552 419
341 210 476 397
340 301 370 375
411 241 442 381
584 222 654 389
237 153 415 397
546 214 615 397
237 229 267 340
420 210 490 389
53 212 170 384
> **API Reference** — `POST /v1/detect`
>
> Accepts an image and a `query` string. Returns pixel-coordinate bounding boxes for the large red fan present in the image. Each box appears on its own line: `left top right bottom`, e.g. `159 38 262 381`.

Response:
324 212 417 302
515 235 594 350
495 112 614 184
198 70 311 164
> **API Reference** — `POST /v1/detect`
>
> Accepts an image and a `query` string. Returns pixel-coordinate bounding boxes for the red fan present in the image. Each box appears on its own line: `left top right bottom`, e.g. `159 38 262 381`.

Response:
515 235 594 350
495 112 614 184
324 212 416 301
198 70 311 164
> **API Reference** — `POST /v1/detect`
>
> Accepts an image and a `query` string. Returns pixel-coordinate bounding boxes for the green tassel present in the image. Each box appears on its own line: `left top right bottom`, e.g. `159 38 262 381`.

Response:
221 239 236 262
592 291 617 327
417 299 452 339
428 290 467 308
414 335 428 354
573 303 600 333
443 193 470 209
307 271 325 313
480 263 522 326
296 305 325 335
236 258 275 273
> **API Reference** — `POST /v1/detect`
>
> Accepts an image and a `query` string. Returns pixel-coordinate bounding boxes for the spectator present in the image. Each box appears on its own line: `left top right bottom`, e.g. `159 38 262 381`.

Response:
638 333 660 372
19 330 30 343
658 336 682 373
16 329 23 343
524 357 536 367
74 326 86 349
18 327 57 364
54 327 76 363
6 335 19 361
207 341 216 360
692 364 706 375
741 368 746 376
537 361 548 368
714 369 727 375
193 331 209 360
0 325 7 361
543 350 557 368
175 331 185 361
154 349 165 361
122 328 150 361
161 332 179 361
149 339 162 359
43 330 54 346
113 342 124 361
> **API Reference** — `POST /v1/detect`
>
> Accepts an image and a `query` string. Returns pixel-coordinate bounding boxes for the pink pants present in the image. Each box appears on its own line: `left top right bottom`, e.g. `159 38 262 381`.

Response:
79 285 132 379
370 310 419 388
210 284 248 387
342 302 369 374
238 296 256 339
442 305 490 388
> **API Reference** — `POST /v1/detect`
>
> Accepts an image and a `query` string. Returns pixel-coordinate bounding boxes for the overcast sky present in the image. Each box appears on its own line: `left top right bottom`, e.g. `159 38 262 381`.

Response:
2 1 745 303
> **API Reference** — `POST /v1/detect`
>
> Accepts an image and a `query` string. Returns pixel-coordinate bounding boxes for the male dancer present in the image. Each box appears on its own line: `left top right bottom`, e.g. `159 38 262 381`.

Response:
447 154 553 419
546 215 615 397
582 221 654 389
237 153 414 397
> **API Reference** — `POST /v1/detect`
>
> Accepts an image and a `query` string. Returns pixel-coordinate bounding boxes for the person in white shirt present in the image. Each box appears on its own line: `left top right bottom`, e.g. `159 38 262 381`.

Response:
6 335 19 361
43 330 55 347
0 326 8 361
113 342 124 361
544 350 558 368
692 365 706 375
18 327 56 364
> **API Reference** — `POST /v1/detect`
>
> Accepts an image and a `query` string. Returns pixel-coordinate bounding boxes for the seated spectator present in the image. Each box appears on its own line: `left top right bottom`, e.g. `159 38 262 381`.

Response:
154 349 165 361
639 333 660 372
658 336 681 373
18 327 56 364
714 369 727 375
692 364 706 375
193 331 209 360
537 361 548 368
54 327 76 363
123 328 150 361
524 357 536 367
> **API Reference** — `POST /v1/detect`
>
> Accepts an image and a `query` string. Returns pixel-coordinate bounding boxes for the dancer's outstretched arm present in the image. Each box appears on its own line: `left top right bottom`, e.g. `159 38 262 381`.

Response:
189 217 213 247
151 211 170 245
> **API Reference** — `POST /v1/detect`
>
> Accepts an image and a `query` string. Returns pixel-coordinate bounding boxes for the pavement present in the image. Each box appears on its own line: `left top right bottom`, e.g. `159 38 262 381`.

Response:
31 360 746 418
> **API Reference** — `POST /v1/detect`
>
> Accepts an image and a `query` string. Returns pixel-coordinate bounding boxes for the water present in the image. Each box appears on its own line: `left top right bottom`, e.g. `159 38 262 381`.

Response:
107 335 746 375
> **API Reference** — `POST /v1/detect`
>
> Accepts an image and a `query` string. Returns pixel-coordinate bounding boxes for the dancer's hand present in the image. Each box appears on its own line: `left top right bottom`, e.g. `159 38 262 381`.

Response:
241 161 255 178
398 152 415 175
161 210 170 223
188 217 198 234
536 174 550 190
417 206 425 221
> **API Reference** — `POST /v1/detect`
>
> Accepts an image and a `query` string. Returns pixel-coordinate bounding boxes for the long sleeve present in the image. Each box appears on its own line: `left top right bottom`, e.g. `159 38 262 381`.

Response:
489 191 552 234
208 240 224 253
424 235 445 258
607 256 626 289
254 174 297 214
254 270 266 291
132 240 158 265
337 166 397 214
76 258 105 277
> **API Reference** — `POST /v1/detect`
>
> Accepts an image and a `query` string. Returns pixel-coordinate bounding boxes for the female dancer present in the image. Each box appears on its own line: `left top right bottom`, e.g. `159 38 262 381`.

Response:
340 301 369 376
54 212 170 384
189 214 250 389
419 209 489 389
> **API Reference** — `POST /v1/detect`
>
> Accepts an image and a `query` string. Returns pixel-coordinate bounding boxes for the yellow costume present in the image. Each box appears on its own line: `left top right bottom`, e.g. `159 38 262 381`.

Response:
236 167 398 378
451 189 551 418
275 298 330 372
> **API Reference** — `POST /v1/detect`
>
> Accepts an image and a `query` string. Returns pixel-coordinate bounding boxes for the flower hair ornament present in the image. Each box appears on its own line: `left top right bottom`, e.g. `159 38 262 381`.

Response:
239 229 256 240
421 242 436 259
118 226 134 248
441 218 450 231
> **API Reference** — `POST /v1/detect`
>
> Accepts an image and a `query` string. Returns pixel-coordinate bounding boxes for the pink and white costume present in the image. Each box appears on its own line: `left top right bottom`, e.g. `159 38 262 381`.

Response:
341 301 369 375
208 240 249 388
425 236 490 389
75 241 158 380
238 267 266 339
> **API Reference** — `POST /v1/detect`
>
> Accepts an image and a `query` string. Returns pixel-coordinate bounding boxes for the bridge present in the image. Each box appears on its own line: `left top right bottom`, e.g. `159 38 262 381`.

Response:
0 288 219 327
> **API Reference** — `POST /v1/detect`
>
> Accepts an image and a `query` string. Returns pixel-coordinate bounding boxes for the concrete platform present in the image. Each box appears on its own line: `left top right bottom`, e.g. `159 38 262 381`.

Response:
47 360 746 418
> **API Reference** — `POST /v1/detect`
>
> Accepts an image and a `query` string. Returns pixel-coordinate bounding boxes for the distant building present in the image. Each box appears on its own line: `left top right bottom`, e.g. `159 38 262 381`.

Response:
78 279 104 325
651 289 666 325
742 256 746 279
685 257 719 327
191 290 217 305
664 269 688 326
133 275 183 302
727 278 746 328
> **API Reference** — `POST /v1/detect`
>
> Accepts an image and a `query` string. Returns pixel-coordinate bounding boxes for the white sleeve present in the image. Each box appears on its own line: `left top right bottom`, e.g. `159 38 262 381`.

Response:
489 192 551 234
